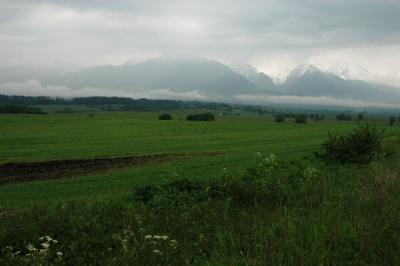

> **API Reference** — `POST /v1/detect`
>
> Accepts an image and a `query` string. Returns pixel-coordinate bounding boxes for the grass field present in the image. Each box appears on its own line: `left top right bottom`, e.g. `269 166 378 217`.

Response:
1 112 397 209
0 112 361 162
1 111 400 264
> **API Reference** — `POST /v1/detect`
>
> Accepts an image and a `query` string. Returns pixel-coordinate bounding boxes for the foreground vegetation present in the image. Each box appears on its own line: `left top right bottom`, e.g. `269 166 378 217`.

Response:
1 111 400 264
3 112 400 209
1 144 400 264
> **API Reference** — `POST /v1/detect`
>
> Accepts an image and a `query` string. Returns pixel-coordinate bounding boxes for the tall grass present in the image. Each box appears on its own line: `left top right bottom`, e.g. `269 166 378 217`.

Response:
1 148 400 265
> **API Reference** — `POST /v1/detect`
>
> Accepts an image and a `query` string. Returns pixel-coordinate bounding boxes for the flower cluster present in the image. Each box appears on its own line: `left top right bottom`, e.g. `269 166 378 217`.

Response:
300 166 319 195
144 234 178 256
113 229 135 252
26 236 61 259
303 166 318 179
254 152 278 176
2 235 63 264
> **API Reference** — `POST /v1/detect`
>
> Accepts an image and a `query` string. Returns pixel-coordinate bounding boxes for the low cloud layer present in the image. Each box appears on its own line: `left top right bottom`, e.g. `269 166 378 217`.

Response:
1 80 397 109
1 0 400 86
235 94 400 109
0 80 209 101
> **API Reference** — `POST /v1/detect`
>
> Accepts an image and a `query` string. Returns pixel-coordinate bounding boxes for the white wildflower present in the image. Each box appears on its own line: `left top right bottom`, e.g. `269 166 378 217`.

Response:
153 249 163 255
304 166 318 179
12 251 21 257
26 244 37 252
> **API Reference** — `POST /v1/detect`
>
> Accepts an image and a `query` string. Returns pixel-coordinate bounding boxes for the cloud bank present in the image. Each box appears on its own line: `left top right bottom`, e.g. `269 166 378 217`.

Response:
0 80 209 101
1 0 400 86
1 80 397 109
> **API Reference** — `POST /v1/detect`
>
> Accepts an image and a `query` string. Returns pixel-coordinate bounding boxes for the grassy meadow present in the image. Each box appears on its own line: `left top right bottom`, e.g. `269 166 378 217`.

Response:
0 111 389 208
1 110 400 265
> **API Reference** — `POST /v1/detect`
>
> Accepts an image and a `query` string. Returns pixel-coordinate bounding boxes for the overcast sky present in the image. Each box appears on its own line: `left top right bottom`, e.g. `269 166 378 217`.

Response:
1 0 400 86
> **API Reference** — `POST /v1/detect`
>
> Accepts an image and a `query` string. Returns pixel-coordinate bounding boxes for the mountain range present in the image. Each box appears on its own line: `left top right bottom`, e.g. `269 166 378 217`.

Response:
1 56 399 107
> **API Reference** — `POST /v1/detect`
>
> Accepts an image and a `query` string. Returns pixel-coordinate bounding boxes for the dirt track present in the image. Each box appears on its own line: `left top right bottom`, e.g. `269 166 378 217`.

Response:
0 152 223 185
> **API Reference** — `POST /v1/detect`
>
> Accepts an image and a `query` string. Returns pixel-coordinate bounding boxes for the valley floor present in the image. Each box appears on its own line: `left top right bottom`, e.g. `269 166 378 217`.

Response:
1 112 400 264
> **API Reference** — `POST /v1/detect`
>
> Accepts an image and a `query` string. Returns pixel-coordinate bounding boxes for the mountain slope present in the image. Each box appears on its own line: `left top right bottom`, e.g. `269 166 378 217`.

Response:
3 58 399 107
282 64 400 104
230 64 278 92
43 56 260 96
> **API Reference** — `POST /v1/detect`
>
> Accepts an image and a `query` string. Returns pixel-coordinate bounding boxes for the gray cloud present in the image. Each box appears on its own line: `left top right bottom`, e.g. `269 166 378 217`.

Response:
0 0 400 85
0 80 209 101
235 94 400 109
1 80 397 109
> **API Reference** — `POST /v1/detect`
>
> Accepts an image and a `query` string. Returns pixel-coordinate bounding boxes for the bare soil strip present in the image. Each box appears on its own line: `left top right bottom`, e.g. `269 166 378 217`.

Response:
0 152 223 185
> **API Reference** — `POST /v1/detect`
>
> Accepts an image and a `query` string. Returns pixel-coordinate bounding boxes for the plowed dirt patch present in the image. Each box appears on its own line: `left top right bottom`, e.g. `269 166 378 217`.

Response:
0 152 223 185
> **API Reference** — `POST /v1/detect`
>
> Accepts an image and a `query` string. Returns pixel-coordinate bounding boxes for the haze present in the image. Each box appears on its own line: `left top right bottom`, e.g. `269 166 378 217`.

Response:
1 0 400 107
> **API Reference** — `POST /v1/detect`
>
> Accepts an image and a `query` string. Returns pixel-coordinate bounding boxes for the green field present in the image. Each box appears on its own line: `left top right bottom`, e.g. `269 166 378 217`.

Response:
1 112 397 209
1 111 400 265
0 112 360 162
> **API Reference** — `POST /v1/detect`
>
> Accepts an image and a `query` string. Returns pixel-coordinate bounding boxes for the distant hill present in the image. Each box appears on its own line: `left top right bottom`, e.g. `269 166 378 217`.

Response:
1 56 400 108
282 63 400 104
43 56 263 96
230 64 278 93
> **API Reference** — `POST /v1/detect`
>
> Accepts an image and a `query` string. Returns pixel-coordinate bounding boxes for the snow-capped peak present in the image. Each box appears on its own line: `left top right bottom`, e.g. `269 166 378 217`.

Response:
287 63 321 80
325 64 371 81
229 64 260 79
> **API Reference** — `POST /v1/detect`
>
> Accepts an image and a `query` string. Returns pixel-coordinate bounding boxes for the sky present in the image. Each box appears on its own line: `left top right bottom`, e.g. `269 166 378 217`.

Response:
1 0 400 86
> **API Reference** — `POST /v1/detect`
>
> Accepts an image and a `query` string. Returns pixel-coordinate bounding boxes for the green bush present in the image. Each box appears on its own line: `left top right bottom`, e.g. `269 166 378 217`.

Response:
295 114 307 124
186 113 215 121
336 113 353 121
315 123 385 164
310 113 325 121
0 104 46 114
389 116 396 126
131 153 316 208
132 184 160 203
158 113 172 120
274 113 285 123
162 179 204 193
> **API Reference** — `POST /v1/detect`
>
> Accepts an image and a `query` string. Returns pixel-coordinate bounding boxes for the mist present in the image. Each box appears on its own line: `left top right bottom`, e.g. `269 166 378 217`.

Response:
1 0 400 106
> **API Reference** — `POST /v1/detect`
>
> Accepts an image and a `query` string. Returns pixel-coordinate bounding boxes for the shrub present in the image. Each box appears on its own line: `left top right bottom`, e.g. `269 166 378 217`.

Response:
0 104 46 114
389 116 396 126
132 184 160 203
158 113 172 120
295 114 307 124
336 113 352 121
315 123 385 164
274 113 285 123
310 114 324 121
162 179 205 194
186 113 215 121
